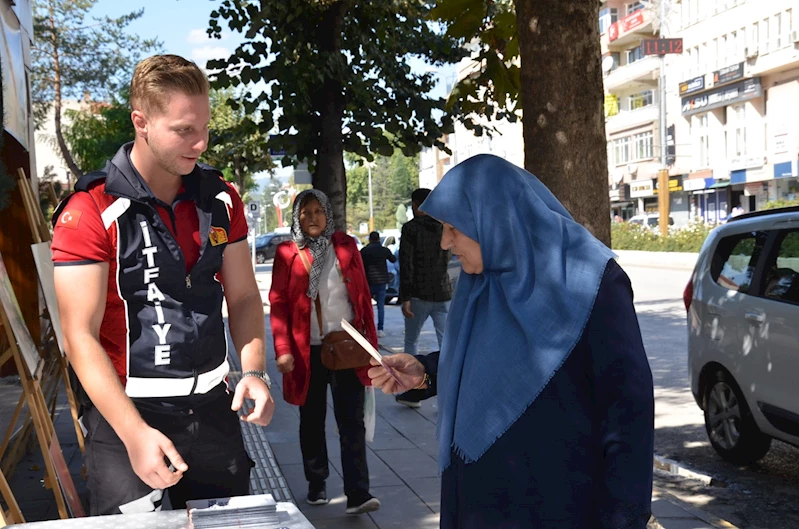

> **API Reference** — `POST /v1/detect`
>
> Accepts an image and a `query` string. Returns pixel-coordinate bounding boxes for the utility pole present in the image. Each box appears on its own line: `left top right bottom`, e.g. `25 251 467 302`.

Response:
657 0 671 237
367 161 375 232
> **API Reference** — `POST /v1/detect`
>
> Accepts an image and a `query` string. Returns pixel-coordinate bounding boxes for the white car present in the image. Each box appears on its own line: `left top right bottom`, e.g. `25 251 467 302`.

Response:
685 206 799 464
627 213 674 230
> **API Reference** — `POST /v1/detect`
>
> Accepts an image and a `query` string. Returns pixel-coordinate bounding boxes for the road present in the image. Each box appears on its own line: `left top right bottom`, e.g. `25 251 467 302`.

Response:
257 261 799 528
624 264 799 529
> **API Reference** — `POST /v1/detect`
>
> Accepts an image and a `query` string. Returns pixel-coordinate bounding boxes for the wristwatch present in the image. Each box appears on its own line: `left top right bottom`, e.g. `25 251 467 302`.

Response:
242 370 272 390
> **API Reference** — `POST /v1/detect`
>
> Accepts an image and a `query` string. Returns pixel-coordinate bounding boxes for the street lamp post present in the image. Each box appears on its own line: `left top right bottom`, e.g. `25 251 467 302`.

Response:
366 161 375 232
657 0 671 237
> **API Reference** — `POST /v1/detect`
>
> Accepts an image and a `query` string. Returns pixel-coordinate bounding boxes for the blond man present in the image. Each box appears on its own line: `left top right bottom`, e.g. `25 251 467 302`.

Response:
51 54 274 515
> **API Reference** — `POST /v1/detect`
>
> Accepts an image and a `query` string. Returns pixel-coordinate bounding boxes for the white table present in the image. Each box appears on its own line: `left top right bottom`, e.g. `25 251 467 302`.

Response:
15 501 313 529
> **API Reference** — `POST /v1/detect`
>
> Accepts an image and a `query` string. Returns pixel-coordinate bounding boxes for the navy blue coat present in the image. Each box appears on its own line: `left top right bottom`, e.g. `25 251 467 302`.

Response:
420 260 654 529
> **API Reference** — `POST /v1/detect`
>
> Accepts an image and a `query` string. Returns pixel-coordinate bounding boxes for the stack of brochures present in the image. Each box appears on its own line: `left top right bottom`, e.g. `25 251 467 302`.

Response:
187 493 279 528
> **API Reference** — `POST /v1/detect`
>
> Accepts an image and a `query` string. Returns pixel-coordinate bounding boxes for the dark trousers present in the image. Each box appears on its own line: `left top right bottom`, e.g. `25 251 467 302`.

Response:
300 345 369 501
369 283 387 330
83 391 252 516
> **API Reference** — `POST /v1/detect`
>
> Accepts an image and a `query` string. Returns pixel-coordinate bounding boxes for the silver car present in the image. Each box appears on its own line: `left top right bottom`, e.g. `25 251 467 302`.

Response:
686 206 799 464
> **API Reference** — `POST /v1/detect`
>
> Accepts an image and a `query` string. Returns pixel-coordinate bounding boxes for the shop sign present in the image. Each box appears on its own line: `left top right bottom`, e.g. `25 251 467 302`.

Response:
681 78 762 116
679 76 705 96
609 185 629 202
666 125 676 165
683 178 709 191
654 176 684 194
630 180 654 198
729 154 766 171
712 62 744 87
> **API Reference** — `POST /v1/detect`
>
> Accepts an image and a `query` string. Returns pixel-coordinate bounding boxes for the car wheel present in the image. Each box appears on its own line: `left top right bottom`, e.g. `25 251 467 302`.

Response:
256 252 266 264
703 369 771 464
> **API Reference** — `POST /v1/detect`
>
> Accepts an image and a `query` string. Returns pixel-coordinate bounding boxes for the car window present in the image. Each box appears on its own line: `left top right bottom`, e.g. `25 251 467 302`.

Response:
647 217 658 227
763 230 799 304
711 232 767 294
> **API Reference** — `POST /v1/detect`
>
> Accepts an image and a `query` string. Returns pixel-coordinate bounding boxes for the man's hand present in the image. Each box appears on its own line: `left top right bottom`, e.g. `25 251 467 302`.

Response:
122 426 188 490
276 354 295 373
232 376 276 426
368 353 425 394
401 301 414 319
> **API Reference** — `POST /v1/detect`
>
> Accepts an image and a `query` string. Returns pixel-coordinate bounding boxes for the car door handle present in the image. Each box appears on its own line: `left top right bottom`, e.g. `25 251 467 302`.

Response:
745 311 765 324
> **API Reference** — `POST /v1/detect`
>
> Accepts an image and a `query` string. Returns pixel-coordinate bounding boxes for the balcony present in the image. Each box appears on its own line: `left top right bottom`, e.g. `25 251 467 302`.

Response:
603 55 660 91
604 8 656 49
605 105 659 135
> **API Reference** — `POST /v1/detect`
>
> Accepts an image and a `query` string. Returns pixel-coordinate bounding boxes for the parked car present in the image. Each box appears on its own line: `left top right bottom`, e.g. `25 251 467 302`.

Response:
685 206 799 464
628 213 674 230
251 232 292 264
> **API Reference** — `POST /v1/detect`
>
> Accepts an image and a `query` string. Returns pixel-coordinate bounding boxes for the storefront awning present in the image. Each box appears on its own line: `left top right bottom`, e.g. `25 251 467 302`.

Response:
709 181 730 189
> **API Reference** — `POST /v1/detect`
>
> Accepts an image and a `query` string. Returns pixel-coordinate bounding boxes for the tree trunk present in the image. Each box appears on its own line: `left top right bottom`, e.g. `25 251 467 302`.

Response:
313 1 349 232
515 0 611 246
49 4 83 184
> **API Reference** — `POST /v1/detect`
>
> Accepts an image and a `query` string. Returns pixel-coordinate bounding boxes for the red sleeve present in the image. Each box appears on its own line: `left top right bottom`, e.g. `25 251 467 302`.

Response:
51 192 112 264
268 242 296 359
223 182 248 243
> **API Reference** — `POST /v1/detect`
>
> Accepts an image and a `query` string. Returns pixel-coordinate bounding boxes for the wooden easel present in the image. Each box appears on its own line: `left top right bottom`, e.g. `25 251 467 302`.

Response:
0 464 24 525
8 169 84 456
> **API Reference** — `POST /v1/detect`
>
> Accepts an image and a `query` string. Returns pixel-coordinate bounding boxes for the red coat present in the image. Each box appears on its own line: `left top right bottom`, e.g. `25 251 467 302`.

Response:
269 232 377 406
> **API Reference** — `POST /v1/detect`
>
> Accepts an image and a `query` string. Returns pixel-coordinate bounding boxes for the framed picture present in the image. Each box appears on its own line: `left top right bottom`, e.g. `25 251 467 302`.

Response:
31 242 64 355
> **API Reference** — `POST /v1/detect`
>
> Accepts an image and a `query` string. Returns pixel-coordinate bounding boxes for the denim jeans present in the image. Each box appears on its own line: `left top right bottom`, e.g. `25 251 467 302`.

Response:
369 283 387 331
404 298 449 355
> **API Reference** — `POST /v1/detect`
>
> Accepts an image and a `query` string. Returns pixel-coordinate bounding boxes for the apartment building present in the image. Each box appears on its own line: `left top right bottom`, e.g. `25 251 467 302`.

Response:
669 0 799 223
418 56 524 190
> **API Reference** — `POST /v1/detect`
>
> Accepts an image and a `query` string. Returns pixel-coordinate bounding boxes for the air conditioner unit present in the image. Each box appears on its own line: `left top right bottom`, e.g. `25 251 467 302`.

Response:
745 46 759 59
792 30 799 44
626 164 638 175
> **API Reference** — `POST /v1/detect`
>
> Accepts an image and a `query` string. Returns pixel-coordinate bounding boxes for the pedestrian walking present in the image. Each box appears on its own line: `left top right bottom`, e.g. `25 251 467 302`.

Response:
360 231 397 338
396 188 452 408
368 154 655 529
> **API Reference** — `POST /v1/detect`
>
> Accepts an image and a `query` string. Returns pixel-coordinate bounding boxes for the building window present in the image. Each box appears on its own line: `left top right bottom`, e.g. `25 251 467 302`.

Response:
627 46 645 64
775 13 782 48
752 22 759 53
633 131 654 160
599 7 618 34
761 17 769 53
628 90 654 110
729 31 737 62
614 137 631 165
626 1 644 15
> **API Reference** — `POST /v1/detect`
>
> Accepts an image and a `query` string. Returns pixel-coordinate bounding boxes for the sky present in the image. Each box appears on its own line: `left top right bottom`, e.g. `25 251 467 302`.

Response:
89 1 456 186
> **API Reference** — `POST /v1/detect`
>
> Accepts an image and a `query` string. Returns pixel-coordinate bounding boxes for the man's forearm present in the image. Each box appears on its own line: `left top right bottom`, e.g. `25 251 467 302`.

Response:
228 292 267 372
65 332 146 443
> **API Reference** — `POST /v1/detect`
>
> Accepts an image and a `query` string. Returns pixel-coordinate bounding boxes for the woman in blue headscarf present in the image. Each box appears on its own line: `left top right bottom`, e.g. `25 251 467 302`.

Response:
368 154 654 528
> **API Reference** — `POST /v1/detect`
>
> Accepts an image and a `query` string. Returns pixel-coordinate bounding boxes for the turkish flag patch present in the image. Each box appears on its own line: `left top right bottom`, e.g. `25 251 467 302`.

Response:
57 210 82 230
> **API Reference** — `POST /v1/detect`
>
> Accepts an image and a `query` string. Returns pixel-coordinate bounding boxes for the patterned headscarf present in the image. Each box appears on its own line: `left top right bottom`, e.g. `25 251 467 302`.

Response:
291 189 336 299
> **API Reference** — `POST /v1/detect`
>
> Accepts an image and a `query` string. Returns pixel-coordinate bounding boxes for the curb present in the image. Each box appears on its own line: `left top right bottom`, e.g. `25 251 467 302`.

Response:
652 487 739 529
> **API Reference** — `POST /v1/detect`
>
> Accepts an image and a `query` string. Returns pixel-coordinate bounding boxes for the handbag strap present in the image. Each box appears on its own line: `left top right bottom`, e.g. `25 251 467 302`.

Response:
296 242 324 338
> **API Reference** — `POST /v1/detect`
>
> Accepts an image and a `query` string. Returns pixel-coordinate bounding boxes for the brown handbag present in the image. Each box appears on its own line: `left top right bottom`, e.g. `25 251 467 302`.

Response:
296 243 372 370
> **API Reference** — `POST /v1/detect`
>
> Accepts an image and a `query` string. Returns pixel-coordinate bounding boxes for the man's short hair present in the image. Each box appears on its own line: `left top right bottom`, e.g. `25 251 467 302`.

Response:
369 231 380 242
411 188 432 206
130 54 209 116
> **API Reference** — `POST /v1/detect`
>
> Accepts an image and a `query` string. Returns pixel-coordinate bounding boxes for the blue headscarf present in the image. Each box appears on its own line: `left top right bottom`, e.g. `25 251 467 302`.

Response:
421 154 615 473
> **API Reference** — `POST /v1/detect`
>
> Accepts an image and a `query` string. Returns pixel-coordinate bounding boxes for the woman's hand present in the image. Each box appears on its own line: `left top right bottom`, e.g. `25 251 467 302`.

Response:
276 354 295 373
368 353 425 394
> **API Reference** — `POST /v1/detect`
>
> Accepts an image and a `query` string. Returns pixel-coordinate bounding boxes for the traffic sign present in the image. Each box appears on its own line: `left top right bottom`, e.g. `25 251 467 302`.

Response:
247 202 261 219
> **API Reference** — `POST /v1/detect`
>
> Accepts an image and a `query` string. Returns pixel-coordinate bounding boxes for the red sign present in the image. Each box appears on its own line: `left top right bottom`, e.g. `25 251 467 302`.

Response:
621 10 645 32
608 10 645 42
609 22 620 42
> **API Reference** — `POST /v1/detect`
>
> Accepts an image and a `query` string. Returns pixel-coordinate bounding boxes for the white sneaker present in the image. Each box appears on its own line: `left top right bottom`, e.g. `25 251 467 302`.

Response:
377 330 386 338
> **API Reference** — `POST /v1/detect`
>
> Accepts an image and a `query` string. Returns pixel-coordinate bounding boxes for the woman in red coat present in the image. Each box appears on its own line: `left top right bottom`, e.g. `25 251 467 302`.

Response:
269 189 380 515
